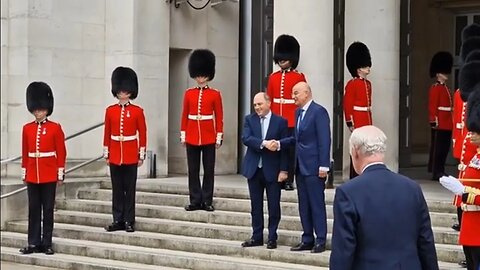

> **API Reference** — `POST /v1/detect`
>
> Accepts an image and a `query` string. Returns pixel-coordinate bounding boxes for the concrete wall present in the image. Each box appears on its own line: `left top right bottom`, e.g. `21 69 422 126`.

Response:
1 0 239 177
343 0 401 177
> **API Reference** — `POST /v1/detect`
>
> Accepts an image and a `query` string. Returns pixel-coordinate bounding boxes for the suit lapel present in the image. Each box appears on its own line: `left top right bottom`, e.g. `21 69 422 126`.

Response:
264 115 274 139
253 114 262 139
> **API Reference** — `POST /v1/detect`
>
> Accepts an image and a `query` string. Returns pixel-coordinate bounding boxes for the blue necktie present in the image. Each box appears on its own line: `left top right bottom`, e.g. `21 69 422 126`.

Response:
297 109 304 130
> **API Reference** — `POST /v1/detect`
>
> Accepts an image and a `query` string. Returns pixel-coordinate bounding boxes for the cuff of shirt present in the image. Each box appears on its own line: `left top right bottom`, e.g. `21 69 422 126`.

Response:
319 166 330 172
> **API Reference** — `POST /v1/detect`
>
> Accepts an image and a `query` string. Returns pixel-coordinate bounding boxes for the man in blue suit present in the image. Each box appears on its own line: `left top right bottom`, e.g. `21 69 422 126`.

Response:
330 125 439 270
279 81 331 253
240 92 289 249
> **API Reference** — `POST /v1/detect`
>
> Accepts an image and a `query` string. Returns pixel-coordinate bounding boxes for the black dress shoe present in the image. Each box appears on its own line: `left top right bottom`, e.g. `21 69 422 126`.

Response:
284 183 294 191
105 222 125 232
290 242 314 251
458 260 467 268
184 204 202 211
451 223 461 232
266 240 277 249
125 222 135 232
19 245 42 254
44 246 55 255
241 239 263 247
203 204 215 212
311 243 326 253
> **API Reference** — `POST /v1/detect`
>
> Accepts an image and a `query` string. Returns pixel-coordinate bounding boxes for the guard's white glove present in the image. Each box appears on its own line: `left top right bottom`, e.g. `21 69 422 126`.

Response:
439 175 465 195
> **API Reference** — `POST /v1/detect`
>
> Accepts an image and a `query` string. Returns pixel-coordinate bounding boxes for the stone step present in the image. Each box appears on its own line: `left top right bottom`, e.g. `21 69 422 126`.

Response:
1 246 181 270
77 189 458 227
102 180 457 214
57 199 460 245
2 224 330 268
6 211 465 263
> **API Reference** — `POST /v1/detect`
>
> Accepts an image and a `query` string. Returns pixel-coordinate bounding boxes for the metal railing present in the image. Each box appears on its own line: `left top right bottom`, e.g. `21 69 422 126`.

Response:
1 122 105 199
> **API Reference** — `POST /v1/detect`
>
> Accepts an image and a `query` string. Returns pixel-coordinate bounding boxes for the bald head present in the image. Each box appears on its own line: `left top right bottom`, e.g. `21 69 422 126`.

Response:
253 92 271 117
292 81 312 107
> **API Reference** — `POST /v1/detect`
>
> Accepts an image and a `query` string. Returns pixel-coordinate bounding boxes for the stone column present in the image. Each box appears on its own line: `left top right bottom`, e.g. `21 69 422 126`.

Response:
105 0 170 177
343 0 401 177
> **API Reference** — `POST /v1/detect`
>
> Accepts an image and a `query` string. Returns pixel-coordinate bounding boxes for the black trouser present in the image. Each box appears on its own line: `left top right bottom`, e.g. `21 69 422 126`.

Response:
27 182 57 247
110 164 138 223
186 143 216 206
428 129 452 179
463 246 480 270
349 156 358 179
285 127 296 185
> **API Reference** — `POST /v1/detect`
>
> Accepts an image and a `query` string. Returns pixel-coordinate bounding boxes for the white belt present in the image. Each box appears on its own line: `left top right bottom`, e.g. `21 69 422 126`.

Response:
438 107 451 112
461 204 480 212
273 98 295 104
353 106 371 112
188 114 214 120
456 123 464 129
111 135 137 141
28 151 56 158
458 163 467 171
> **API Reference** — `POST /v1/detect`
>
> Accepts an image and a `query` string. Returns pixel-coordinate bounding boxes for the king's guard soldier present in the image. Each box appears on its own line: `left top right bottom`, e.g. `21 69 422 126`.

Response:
344 41 373 179
267 34 306 191
20 82 66 255
181 49 223 212
103 66 147 233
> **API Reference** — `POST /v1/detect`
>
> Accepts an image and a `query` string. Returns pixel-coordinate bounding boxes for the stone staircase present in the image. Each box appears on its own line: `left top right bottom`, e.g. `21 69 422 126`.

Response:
0 177 465 269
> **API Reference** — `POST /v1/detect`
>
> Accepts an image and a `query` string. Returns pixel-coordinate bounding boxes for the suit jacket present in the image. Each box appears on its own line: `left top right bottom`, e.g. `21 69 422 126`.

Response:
330 164 439 270
241 112 288 182
281 101 331 176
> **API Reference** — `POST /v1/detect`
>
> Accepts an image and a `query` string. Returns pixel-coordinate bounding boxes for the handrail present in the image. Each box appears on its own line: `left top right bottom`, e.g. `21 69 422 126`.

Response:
0 122 104 165
0 155 104 199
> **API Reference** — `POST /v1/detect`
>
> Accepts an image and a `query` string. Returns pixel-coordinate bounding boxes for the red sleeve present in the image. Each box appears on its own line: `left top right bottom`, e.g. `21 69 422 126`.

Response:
428 85 438 124
266 75 274 98
343 80 354 125
137 108 147 149
215 90 224 143
452 91 461 147
103 108 111 158
181 91 189 132
21 125 28 180
55 124 67 168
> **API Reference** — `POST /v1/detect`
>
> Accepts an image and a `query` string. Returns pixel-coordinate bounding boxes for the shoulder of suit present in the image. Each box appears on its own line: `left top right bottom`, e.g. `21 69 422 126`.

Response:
270 70 282 76
129 103 143 110
106 104 117 109
291 69 304 75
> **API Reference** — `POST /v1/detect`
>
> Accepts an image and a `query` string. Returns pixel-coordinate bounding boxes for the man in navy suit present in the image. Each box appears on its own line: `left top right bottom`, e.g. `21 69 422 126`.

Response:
240 92 289 250
330 125 439 270
279 82 331 253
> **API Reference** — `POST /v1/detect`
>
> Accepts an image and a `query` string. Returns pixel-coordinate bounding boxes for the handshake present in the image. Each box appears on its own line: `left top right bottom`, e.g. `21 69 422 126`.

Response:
262 140 280 151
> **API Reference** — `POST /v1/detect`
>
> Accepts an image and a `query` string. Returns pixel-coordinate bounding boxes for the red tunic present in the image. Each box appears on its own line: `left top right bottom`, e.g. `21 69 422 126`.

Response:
267 69 306 128
103 102 147 165
343 77 373 128
181 86 223 146
458 150 480 246
428 82 452 130
452 90 466 159
22 119 67 184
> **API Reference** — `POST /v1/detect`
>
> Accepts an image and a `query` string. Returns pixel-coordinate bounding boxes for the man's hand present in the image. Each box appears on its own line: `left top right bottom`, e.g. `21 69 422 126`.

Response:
470 132 480 146
318 170 328 179
138 160 144 167
278 171 288 182
348 126 354 132
264 140 279 151
440 175 465 195
57 180 64 187
105 159 110 165
216 142 222 149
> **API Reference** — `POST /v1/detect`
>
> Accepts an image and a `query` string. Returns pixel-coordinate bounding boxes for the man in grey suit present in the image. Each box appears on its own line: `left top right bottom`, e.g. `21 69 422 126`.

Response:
330 126 438 270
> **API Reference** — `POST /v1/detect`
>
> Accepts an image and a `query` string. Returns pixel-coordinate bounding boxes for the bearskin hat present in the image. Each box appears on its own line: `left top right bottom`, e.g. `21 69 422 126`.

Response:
461 23 480 42
459 52 480 102
273 35 300 69
429 51 453 78
188 49 216 80
111 66 138 99
346 42 372 78
466 86 480 133
26 82 54 116
460 37 480 64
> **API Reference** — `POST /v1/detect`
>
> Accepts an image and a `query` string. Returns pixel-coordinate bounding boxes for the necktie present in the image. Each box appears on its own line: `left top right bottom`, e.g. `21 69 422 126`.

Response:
297 109 304 130
259 116 266 168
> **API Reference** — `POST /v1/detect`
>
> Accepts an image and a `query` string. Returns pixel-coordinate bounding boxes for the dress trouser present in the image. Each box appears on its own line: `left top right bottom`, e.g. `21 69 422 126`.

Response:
186 143 216 206
110 164 138 223
462 246 480 270
27 182 57 247
428 129 452 179
247 168 281 242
